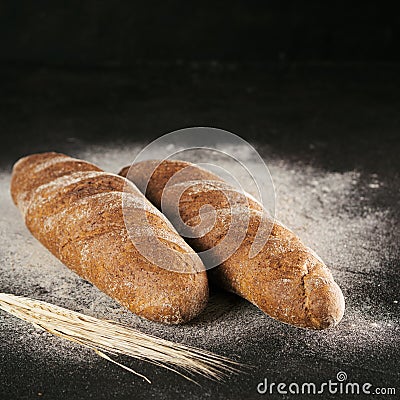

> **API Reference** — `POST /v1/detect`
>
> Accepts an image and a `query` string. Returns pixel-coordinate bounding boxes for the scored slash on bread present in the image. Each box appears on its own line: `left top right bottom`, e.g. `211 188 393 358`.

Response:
10 153 209 324
120 160 345 330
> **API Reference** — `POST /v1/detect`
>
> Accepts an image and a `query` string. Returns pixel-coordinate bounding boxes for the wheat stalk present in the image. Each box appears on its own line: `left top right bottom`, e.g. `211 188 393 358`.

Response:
0 293 241 384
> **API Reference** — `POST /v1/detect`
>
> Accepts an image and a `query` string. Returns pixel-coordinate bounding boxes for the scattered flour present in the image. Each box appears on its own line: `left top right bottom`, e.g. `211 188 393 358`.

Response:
0 143 398 377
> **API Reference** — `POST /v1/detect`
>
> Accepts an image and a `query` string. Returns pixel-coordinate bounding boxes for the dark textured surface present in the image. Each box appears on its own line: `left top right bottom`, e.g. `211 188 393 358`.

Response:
1 63 399 172
0 64 399 399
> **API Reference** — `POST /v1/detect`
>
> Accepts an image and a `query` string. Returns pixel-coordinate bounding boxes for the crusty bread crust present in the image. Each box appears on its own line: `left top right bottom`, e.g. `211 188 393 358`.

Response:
120 160 345 329
11 153 208 324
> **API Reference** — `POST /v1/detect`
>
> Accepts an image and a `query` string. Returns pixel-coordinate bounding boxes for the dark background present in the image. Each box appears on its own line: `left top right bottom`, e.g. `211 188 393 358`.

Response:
0 0 399 171
0 1 399 65
0 1 399 399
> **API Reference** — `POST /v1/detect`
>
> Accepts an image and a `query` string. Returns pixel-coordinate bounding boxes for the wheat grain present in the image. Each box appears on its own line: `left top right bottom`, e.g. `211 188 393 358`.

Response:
0 292 241 384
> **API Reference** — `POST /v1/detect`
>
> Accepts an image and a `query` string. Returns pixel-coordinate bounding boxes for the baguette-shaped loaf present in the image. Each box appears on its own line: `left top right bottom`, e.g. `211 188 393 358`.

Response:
120 160 345 329
11 153 208 324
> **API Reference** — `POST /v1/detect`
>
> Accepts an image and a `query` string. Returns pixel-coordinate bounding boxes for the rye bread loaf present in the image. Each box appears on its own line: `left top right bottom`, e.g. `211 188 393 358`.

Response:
120 160 345 329
10 153 208 324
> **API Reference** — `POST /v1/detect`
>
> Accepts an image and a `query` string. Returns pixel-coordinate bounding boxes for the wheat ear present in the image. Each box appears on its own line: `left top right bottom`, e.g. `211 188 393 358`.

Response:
0 293 241 384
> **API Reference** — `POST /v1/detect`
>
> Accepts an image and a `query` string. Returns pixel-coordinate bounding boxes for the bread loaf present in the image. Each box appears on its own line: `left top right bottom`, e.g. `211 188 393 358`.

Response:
120 160 345 329
11 153 208 324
